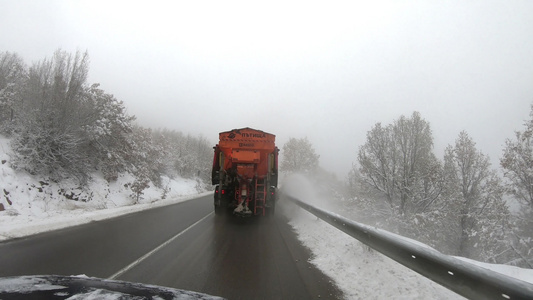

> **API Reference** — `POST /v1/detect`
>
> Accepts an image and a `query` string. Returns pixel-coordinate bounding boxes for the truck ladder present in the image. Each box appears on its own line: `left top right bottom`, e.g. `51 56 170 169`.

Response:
254 179 266 216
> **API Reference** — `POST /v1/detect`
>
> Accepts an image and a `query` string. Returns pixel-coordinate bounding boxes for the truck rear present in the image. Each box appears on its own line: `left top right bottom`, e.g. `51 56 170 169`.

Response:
212 128 279 216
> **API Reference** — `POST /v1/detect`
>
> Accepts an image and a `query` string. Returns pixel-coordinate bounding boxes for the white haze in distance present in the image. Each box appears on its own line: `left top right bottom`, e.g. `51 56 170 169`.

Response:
1 0 533 176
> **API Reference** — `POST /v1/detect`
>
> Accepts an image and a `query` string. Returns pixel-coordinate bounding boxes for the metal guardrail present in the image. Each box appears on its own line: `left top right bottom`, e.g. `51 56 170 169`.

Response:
286 196 533 300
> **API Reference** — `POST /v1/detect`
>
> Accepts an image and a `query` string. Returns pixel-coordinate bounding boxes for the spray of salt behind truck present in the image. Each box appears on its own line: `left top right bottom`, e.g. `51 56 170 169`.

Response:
212 128 279 217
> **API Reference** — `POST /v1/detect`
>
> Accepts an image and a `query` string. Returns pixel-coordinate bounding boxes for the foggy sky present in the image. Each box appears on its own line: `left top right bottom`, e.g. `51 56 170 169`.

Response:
2 0 533 177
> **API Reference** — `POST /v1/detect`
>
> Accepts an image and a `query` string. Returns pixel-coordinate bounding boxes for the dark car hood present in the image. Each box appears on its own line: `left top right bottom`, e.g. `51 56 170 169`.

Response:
0 275 225 299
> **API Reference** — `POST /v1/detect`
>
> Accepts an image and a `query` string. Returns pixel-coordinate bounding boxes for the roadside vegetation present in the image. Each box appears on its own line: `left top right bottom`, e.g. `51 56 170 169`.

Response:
0 50 212 204
282 112 533 269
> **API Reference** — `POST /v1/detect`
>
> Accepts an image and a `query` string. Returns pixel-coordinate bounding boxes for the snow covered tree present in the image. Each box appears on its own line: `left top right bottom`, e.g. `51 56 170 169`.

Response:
0 51 26 132
500 104 533 267
10 50 92 183
80 83 135 181
147 129 213 187
392 112 441 215
506 209 533 268
8 50 137 185
10 119 87 182
281 137 319 174
186 134 213 183
345 163 388 222
357 122 397 207
358 112 442 216
23 50 89 128
442 131 509 260
501 106 533 208
127 126 167 188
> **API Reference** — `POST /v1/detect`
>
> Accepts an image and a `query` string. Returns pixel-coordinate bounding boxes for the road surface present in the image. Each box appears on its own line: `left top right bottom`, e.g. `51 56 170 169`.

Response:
0 194 343 299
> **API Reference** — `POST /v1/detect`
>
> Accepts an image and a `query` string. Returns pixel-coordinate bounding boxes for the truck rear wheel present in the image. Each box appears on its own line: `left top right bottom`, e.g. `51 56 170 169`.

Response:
214 204 223 215
266 202 275 217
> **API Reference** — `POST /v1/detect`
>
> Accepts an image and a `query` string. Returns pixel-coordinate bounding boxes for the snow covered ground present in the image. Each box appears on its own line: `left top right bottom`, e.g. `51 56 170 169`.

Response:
281 174 533 299
0 134 208 241
287 207 461 299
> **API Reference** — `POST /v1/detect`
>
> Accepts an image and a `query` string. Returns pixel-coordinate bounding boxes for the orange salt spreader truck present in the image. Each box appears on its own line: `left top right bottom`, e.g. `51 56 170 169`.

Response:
212 128 279 216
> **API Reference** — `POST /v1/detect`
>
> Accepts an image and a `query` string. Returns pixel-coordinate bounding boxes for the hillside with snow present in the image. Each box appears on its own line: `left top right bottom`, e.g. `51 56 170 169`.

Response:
0 134 206 241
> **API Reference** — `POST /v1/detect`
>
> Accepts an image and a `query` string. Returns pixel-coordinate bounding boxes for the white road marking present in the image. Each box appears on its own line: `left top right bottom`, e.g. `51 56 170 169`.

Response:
108 212 213 280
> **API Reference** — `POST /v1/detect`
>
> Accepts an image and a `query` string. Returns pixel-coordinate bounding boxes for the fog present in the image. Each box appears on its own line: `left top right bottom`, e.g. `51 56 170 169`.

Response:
279 173 345 216
2 0 533 176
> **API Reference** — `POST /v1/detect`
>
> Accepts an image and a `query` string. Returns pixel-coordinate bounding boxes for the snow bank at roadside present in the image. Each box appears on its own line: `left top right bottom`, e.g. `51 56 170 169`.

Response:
0 135 209 241
285 206 463 299
281 173 533 299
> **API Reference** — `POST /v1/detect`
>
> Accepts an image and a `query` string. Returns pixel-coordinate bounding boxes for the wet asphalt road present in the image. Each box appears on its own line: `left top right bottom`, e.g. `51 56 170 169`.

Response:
0 194 343 299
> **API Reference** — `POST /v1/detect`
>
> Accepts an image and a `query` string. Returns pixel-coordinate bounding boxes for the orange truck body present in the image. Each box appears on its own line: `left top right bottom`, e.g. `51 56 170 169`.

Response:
212 128 279 216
